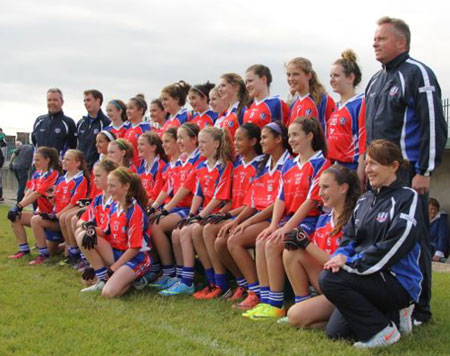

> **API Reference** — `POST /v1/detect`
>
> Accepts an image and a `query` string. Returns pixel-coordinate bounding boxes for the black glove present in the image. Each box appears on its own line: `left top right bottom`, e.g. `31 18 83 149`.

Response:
146 206 157 217
76 208 86 219
203 212 232 225
81 222 97 250
283 227 310 251
7 204 23 222
77 198 92 208
82 267 95 281
179 214 202 228
107 268 114 278
149 208 169 224
40 212 58 222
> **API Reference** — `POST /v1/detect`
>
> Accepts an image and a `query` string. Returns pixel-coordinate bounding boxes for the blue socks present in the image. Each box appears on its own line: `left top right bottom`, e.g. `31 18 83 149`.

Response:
269 290 284 309
95 267 108 281
19 243 30 254
236 277 248 289
248 282 260 297
162 264 176 277
260 286 270 304
295 294 311 303
68 246 80 258
39 247 49 257
214 273 228 291
181 266 195 286
204 268 215 286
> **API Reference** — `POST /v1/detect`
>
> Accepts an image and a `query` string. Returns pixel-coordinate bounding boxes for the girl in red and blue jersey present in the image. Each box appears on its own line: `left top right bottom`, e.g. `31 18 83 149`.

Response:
105 99 129 138
200 123 263 300
284 165 361 328
225 122 292 310
123 95 152 166
161 81 192 133
107 138 134 168
8 147 61 262
149 98 168 137
210 86 229 129
217 73 249 140
136 132 168 206
29 149 89 265
328 50 366 182
286 57 335 132
148 123 202 290
243 64 290 128
188 82 218 129
160 126 233 297
78 168 151 297
247 117 331 320
89 130 117 200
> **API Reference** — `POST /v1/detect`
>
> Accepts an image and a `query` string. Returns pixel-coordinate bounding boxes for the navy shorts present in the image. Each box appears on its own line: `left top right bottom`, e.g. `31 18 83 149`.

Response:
45 229 64 243
169 207 190 219
112 249 151 277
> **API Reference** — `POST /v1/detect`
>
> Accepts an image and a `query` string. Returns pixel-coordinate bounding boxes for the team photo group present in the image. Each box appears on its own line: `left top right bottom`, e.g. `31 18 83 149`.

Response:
6 16 448 349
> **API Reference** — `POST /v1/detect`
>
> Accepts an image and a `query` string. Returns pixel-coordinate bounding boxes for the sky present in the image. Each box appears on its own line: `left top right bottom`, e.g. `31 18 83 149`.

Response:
1 0 449 135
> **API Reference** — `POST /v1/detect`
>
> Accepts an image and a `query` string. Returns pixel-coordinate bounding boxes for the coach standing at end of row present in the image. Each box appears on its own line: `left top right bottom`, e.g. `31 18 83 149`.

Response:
365 16 447 325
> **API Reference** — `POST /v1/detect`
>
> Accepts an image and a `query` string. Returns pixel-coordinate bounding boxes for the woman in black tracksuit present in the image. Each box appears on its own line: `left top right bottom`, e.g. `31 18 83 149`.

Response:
319 139 423 349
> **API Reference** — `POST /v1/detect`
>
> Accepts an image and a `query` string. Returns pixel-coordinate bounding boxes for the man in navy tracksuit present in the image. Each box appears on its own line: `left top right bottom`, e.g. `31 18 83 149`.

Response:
365 16 447 325
76 89 110 169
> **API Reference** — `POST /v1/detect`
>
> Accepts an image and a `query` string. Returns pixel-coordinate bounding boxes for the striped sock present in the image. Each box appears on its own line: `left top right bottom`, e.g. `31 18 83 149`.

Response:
80 252 86 261
95 267 108 281
260 286 270 304
176 265 183 279
19 243 30 253
68 246 80 257
181 266 195 286
236 277 248 289
150 262 161 274
215 273 228 291
248 282 260 297
204 268 215 286
295 294 311 303
39 247 49 257
269 290 284 309
162 264 176 277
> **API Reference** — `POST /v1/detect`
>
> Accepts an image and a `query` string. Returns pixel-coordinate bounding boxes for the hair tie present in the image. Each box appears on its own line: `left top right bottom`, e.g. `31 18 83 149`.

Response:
192 86 207 98
114 139 129 151
100 130 115 142
265 122 282 135
110 100 123 111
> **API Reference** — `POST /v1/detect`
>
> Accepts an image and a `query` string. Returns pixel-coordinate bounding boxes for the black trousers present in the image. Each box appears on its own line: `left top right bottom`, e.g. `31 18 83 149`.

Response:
319 269 411 341
13 168 29 202
398 165 432 323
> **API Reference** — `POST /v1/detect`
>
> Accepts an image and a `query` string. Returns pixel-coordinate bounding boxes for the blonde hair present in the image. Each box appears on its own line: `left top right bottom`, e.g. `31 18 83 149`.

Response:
200 126 233 163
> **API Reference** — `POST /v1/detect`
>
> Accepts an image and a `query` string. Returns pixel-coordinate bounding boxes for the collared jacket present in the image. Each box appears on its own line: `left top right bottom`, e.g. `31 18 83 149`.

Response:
32 111 77 155
333 179 423 301
365 52 447 176
77 110 110 168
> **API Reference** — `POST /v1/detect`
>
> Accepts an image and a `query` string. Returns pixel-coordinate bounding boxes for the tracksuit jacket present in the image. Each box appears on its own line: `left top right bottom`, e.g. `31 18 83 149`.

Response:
365 52 447 176
333 179 423 302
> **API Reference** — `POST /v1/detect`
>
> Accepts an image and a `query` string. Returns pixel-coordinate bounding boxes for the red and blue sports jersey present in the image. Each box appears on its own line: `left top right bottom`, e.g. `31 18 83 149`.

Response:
26 169 59 214
327 93 366 165
244 150 291 211
231 155 263 209
312 213 342 255
278 151 331 217
88 157 104 200
219 103 242 140
243 96 290 128
214 111 227 128
162 108 192 132
193 160 232 210
105 199 151 252
191 109 218 129
164 148 205 208
53 171 88 213
123 121 152 166
80 194 113 232
104 121 130 139
160 160 177 204
287 93 335 133
135 156 166 202
150 121 165 138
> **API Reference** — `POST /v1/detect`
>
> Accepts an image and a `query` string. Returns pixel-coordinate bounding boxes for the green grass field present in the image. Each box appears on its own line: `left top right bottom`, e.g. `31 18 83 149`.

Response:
1 205 449 356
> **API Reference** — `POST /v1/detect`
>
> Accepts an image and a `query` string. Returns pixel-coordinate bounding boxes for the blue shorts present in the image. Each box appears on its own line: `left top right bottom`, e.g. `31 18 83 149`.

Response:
45 229 64 243
333 160 358 171
112 249 151 277
169 207 190 219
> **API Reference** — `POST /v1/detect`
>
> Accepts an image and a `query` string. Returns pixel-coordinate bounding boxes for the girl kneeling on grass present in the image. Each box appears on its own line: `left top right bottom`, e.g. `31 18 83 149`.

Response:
160 127 233 297
77 167 151 296
8 147 61 263
244 117 330 320
225 122 291 310
200 123 263 301
283 165 360 327
75 158 118 280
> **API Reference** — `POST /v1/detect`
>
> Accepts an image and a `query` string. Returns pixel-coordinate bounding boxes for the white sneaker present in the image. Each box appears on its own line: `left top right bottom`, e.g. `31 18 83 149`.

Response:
399 304 414 335
353 323 401 348
81 280 106 293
